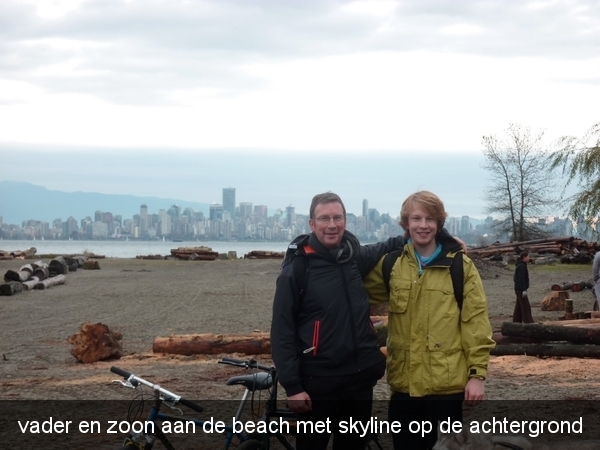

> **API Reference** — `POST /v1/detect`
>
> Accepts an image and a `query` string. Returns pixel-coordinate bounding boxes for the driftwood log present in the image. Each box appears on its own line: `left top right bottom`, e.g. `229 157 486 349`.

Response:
244 250 285 259
0 281 23 296
67 322 123 363
82 260 101 270
153 332 271 356
491 343 600 358
22 277 41 291
3 264 34 282
170 247 218 261
501 321 600 345
33 274 67 290
32 265 49 280
551 282 574 291
49 256 68 276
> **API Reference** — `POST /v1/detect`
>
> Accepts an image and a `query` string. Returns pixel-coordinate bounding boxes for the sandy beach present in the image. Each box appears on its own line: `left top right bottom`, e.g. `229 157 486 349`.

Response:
2 255 600 403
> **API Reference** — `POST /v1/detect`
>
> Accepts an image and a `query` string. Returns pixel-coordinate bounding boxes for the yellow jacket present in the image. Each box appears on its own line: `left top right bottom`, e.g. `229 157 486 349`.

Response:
364 244 495 397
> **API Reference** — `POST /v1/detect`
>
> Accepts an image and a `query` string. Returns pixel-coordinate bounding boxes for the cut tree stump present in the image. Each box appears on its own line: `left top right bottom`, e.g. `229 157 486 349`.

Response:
500 321 600 345
68 322 123 363
540 291 569 311
153 332 271 356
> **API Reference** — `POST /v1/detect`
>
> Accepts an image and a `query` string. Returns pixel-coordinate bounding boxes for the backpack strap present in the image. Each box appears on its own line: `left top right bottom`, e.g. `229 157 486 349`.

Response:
291 254 309 301
382 250 464 310
382 249 402 294
450 252 464 311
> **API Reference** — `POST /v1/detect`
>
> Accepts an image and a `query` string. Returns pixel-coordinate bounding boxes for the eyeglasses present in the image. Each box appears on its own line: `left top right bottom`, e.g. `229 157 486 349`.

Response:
314 215 345 224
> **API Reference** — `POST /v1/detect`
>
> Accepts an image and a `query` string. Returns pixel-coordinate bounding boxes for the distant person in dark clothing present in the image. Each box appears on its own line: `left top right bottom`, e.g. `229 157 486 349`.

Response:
513 251 534 323
592 251 600 311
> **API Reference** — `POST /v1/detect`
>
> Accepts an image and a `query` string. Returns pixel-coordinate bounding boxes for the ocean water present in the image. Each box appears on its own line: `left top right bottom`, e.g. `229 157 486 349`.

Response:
0 239 289 259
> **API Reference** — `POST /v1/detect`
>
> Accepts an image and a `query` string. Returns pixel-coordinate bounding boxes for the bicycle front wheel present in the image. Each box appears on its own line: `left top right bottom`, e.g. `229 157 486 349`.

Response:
236 438 263 450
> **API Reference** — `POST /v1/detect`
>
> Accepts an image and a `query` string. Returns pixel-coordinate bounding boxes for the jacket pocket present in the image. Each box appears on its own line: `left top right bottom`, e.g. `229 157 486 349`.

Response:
389 279 412 314
429 349 467 393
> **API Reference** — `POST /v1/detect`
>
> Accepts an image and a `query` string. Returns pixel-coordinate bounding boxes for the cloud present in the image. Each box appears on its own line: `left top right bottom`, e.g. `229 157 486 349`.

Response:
0 0 597 152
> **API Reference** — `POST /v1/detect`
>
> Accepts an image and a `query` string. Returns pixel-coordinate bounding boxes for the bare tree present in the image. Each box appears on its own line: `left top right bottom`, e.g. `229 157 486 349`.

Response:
548 122 600 238
482 124 557 241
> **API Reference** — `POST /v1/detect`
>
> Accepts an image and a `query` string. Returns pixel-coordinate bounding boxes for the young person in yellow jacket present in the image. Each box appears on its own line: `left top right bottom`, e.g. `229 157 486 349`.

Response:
363 191 495 450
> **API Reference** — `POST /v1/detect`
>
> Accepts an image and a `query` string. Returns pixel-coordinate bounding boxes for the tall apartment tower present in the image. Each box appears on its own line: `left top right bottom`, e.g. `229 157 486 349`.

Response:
285 205 296 228
210 204 224 221
362 199 368 218
140 204 148 237
239 202 253 218
223 188 236 218
254 205 268 219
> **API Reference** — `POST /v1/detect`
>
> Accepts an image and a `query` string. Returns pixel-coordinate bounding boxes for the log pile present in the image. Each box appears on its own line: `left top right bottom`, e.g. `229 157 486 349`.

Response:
0 256 90 296
469 237 599 264
0 247 38 260
170 246 218 261
135 254 165 260
492 319 600 358
551 280 594 292
244 250 285 259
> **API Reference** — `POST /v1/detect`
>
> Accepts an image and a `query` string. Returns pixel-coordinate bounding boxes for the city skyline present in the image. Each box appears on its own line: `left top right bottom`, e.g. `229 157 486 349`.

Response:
1 179 495 228
3 181 583 246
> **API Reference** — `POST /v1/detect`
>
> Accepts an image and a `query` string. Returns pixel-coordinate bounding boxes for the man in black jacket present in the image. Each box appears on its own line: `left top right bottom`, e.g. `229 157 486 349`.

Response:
513 251 534 323
271 192 405 450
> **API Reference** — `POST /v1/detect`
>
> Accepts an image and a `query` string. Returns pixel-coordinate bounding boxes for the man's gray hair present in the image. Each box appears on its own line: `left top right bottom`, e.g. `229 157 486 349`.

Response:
309 192 347 219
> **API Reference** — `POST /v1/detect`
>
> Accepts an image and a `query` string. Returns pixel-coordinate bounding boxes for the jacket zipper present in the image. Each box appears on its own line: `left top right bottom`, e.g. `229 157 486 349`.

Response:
307 320 320 356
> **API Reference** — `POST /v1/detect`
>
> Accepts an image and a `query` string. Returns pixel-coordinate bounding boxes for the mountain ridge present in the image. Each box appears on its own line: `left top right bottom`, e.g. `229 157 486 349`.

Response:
0 180 211 224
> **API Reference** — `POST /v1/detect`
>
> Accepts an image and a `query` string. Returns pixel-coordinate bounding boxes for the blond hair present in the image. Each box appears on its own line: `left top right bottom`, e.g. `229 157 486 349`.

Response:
399 191 448 236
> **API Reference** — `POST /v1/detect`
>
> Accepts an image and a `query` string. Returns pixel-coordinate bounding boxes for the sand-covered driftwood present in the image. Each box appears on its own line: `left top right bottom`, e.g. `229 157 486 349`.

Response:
153 332 271 355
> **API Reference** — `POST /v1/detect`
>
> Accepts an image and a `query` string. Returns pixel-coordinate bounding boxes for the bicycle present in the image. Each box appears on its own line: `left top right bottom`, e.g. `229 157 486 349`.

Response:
111 357 385 450
217 357 385 450
109 359 279 450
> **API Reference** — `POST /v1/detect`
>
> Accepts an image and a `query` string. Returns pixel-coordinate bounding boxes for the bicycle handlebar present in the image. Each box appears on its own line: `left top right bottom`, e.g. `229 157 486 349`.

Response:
110 366 204 414
218 357 274 372
110 366 132 379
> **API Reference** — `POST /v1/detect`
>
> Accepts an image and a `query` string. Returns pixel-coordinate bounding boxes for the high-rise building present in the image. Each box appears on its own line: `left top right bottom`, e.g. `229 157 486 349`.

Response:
254 205 268 219
210 204 224 221
362 199 368 218
460 216 471 235
239 202 253 218
285 205 296 228
223 188 236 217
140 204 148 237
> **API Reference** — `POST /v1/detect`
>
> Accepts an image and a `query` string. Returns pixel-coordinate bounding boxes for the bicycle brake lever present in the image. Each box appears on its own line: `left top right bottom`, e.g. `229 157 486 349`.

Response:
112 379 139 388
162 399 183 415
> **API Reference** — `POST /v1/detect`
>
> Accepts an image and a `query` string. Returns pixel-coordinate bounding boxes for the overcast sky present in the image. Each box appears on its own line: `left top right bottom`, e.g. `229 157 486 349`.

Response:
0 0 598 220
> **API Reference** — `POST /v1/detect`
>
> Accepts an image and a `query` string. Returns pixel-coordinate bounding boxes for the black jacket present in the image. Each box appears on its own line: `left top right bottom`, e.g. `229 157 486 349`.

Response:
270 230 404 397
514 259 529 292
